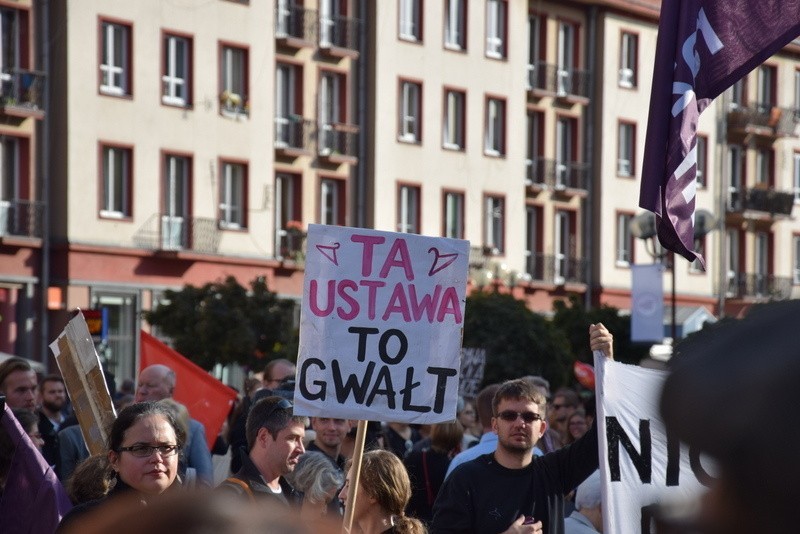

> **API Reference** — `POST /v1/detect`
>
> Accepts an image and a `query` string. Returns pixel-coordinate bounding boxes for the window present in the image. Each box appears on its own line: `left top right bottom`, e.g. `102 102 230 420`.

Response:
444 0 466 50
484 97 505 156
556 22 577 96
100 20 131 96
162 154 190 250
725 228 739 296
728 146 744 210
219 161 246 229
442 89 465 150
555 116 576 188
100 145 132 218
162 34 191 106
755 148 773 186
275 63 301 147
399 80 422 143
527 14 545 89
220 44 248 116
0 136 23 236
795 69 800 119
0 8 23 96
484 195 504 253
526 110 544 185
696 135 708 188
690 236 706 273
756 65 776 112
793 235 800 285
443 191 464 239
754 231 770 296
619 32 637 88
730 78 746 108
554 210 575 284
399 0 422 42
616 213 634 266
525 205 543 279
485 0 506 59
397 184 421 234
275 173 302 259
794 153 800 203
617 121 635 177
319 70 345 155
320 178 345 225
91 291 137 381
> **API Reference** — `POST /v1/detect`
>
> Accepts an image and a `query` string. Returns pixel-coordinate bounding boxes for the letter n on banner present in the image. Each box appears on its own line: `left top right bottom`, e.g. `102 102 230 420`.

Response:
631 264 664 342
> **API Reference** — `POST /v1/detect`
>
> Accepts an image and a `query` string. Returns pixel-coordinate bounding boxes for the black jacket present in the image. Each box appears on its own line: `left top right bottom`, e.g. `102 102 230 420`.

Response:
217 453 302 506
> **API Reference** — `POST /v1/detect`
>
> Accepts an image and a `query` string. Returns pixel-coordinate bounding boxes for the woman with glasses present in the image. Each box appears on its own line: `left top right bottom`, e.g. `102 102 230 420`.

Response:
57 401 186 532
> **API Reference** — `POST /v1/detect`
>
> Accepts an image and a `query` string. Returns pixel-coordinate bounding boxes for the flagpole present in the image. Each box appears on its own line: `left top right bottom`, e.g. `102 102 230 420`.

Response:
342 419 368 534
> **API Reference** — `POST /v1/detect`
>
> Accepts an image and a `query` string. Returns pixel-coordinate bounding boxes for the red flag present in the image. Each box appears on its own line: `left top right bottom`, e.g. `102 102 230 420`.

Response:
641 0 800 263
139 331 237 449
0 403 72 533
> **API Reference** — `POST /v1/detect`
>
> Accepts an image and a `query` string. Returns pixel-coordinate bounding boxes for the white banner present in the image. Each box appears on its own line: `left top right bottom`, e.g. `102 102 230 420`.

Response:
595 355 709 533
631 264 664 342
294 225 470 424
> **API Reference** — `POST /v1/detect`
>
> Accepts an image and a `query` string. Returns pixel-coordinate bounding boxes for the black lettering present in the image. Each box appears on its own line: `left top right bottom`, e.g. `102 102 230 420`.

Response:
348 326 380 362
298 358 326 401
689 446 714 487
606 416 652 483
401 367 430 413
378 329 408 364
366 365 396 408
665 428 680 486
332 359 375 403
640 504 658 534
427 366 458 413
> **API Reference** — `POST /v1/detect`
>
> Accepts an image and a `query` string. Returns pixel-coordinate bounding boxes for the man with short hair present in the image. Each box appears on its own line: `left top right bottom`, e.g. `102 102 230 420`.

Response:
307 417 350 471
218 396 306 505
0 357 37 410
263 359 296 390
135 364 213 486
550 387 582 447
431 323 613 534
444 383 500 478
37 375 67 474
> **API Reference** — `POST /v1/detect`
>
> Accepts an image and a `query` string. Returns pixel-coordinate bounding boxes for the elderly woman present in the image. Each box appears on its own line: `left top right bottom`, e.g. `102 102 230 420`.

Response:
339 449 426 534
57 401 186 532
285 450 344 525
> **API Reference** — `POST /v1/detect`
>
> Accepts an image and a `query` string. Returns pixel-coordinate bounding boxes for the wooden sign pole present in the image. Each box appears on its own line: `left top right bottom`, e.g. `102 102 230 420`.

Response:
342 419 368 534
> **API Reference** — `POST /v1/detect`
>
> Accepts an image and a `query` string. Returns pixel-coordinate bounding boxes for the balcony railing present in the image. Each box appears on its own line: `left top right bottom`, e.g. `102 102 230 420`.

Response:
727 102 799 138
0 199 44 238
275 4 317 44
133 214 220 254
319 14 360 51
527 62 590 100
726 272 792 300
525 252 588 285
727 186 794 216
274 115 315 153
1 69 45 118
526 157 589 191
318 123 358 161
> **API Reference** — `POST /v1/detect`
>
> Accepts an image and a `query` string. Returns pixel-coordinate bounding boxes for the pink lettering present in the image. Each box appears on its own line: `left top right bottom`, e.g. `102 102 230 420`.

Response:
351 234 386 277
382 283 412 321
436 287 462 324
379 239 414 280
359 280 386 320
337 280 359 320
309 280 335 317
409 284 442 322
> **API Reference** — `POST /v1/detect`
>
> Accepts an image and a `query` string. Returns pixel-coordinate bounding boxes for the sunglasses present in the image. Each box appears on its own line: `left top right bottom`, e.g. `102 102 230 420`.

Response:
497 410 542 423
263 398 293 421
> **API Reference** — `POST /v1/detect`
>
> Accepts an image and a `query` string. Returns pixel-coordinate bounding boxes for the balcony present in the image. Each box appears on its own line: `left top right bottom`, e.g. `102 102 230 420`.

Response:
726 272 792 300
727 186 794 218
133 214 220 254
525 252 588 286
318 14 360 58
727 102 799 139
1 69 45 120
318 123 359 165
525 157 589 195
0 200 44 239
275 4 317 48
274 115 315 158
526 62 590 104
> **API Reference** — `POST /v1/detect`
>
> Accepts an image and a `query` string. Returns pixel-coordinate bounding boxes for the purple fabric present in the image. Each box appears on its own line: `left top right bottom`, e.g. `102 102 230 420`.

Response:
0 404 72 534
640 0 800 263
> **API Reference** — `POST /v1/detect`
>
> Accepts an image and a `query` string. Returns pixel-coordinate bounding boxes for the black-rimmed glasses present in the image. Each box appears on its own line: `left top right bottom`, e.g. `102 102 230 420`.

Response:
118 444 181 458
497 410 542 423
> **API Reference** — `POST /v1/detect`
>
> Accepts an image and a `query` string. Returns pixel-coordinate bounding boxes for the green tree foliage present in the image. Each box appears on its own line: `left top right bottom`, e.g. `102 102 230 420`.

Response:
551 295 648 366
144 276 297 371
463 292 572 389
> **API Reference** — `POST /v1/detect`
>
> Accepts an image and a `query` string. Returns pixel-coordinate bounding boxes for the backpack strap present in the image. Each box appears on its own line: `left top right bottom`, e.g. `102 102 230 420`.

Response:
223 477 255 501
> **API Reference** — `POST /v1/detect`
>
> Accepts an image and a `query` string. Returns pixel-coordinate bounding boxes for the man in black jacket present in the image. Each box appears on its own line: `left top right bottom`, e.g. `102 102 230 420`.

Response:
430 324 613 534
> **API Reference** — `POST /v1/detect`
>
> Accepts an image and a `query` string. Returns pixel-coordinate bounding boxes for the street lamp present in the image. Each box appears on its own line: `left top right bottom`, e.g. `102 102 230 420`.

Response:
630 210 717 342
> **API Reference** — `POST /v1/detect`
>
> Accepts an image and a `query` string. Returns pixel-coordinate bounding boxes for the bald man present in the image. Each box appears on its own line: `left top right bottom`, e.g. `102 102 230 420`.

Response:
136 364 213 486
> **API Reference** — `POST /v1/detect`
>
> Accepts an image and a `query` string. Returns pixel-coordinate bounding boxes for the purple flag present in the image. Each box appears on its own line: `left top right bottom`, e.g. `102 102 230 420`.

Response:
0 403 72 534
640 0 800 263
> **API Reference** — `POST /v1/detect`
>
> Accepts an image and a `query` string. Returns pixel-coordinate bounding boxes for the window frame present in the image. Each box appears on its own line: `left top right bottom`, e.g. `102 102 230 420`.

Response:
755 147 774 187
526 108 544 185
618 31 638 89
318 176 346 226
793 233 800 285
696 135 708 188
485 0 507 59
98 17 133 97
444 0 467 51
483 193 505 254
218 159 248 230
98 142 133 220
617 120 636 178
442 87 466 151
318 67 349 155
396 182 422 234
484 95 506 157
218 41 249 117
161 31 192 107
524 203 544 279
442 189 465 239
398 0 423 42
615 211 635 267
275 171 303 259
398 78 423 144
793 151 800 204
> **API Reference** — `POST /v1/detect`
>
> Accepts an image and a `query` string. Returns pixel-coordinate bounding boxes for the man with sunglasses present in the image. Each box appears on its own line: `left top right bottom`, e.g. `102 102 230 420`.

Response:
218 396 308 506
431 323 613 534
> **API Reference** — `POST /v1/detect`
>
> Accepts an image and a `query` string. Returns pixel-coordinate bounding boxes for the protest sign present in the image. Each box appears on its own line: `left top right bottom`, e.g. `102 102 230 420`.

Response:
50 311 116 455
294 224 469 424
458 347 486 399
595 355 709 533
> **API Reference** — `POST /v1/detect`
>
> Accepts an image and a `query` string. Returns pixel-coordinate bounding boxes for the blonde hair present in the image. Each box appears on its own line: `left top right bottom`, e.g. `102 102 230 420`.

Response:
359 450 426 534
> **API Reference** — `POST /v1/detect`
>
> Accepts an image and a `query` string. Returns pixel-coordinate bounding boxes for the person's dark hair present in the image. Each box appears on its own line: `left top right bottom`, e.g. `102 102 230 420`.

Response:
476 384 500 428
108 402 187 453
430 421 463 454
263 359 295 383
67 454 116 504
11 408 38 434
493 379 545 415
245 396 307 451
553 387 580 409
0 357 33 391
358 450 425 534
40 374 65 388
